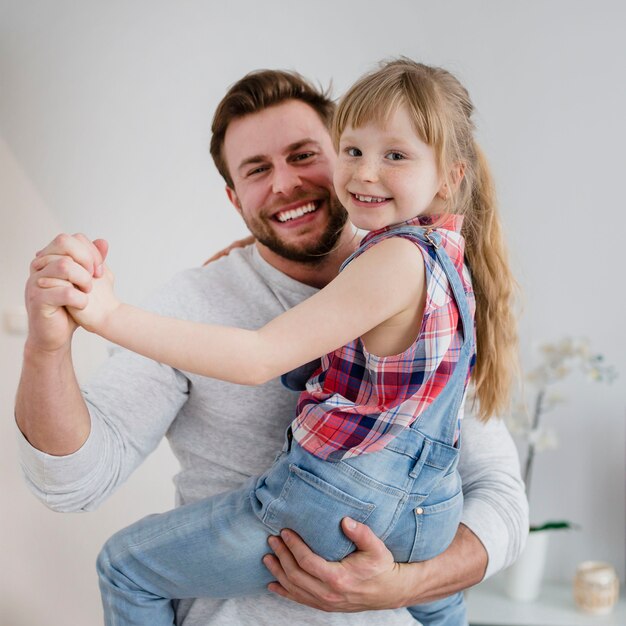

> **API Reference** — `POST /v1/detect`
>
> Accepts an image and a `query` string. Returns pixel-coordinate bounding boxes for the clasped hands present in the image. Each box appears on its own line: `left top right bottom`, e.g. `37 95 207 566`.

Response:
28 233 121 338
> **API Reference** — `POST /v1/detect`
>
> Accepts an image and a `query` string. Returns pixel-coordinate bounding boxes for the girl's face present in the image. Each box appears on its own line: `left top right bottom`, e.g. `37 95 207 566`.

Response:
333 104 446 232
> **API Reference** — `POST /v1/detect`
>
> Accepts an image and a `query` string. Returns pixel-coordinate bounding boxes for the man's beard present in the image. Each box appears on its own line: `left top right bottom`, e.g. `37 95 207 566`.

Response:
245 197 348 265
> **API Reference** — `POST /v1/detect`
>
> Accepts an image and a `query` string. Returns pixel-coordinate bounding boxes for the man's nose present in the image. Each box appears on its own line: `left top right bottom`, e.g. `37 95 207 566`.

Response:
271 163 302 195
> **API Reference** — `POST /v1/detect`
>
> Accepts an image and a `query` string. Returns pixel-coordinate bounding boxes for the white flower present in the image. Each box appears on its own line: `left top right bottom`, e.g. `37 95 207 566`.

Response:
588 368 602 381
543 392 566 412
506 337 617 498
528 427 558 452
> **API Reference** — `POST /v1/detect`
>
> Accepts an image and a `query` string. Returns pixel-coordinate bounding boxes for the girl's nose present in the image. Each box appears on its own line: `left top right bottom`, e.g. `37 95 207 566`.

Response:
353 158 378 183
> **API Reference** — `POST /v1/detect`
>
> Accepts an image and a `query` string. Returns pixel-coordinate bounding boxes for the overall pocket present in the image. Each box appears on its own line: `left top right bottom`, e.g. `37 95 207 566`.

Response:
409 488 463 561
261 464 376 561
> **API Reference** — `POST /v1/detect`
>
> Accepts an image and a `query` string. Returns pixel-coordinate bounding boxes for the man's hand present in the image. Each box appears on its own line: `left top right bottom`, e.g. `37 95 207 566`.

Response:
203 235 255 265
17 233 108 455
26 233 108 352
262 517 409 612
263 520 488 612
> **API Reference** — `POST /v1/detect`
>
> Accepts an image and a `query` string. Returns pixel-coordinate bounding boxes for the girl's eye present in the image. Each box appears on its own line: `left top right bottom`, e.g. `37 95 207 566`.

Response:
346 147 362 157
386 151 405 161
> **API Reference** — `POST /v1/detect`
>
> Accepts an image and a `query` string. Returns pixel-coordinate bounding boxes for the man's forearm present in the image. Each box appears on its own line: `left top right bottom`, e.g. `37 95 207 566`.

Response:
400 523 487 605
15 341 91 455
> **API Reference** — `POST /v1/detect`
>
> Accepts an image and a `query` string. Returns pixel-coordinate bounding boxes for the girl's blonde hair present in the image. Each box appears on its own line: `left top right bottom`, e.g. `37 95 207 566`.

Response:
333 58 518 420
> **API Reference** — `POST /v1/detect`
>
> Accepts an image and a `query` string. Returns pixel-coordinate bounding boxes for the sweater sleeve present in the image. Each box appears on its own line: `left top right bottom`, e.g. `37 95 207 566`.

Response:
16 345 189 512
458 415 529 578
16 270 197 512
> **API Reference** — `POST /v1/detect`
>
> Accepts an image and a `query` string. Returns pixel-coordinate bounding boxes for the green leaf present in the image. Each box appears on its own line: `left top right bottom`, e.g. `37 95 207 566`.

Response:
530 520 577 532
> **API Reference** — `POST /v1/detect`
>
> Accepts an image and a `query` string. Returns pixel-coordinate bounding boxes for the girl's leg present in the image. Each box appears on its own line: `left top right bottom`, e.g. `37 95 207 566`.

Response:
97 441 382 626
97 479 273 626
407 592 467 626
380 474 466 625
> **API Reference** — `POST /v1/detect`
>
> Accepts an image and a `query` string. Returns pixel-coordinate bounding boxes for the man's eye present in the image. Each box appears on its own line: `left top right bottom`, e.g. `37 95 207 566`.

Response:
247 166 268 176
292 152 315 162
386 152 405 161
346 147 362 157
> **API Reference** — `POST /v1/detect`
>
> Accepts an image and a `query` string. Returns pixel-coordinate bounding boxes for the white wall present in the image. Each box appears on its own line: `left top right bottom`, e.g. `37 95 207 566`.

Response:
1 1 624 624
0 135 180 624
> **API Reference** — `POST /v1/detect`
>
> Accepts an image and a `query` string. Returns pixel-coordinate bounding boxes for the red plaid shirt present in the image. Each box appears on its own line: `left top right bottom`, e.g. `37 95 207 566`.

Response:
291 215 476 461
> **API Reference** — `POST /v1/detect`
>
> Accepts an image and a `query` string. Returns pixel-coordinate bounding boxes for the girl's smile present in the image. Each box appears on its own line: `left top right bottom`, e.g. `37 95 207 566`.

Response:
333 104 446 231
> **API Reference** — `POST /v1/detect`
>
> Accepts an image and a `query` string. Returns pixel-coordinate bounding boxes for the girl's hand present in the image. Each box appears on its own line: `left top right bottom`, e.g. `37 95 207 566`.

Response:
67 265 121 335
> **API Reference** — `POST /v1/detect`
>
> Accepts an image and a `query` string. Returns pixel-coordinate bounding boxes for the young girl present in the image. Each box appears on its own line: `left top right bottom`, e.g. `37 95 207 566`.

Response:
69 59 517 626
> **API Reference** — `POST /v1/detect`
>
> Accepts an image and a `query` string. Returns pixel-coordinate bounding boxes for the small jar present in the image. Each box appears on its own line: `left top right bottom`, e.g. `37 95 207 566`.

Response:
573 561 619 615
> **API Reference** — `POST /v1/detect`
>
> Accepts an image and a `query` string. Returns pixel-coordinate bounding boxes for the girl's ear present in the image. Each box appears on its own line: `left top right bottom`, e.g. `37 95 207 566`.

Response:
437 162 466 200
449 162 466 189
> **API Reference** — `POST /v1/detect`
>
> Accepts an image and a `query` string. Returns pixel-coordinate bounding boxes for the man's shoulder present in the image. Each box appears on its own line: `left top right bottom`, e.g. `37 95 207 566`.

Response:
146 243 317 323
187 244 257 279
160 245 259 292
144 245 269 318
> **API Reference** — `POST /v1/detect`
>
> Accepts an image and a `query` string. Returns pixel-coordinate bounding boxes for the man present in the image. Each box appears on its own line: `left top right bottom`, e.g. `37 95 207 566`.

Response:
16 69 528 625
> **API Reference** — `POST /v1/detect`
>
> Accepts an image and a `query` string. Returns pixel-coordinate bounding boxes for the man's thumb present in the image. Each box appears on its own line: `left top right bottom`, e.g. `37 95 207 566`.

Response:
341 517 383 554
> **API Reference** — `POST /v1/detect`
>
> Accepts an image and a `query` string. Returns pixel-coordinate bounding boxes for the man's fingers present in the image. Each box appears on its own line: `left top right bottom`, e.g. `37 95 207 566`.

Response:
31 279 89 310
266 534 330 594
36 277 70 290
203 236 255 265
340 517 387 556
263 553 327 609
262 526 398 612
277 530 331 579
266 580 291 599
32 255 94 292
35 233 105 275
266 580 322 609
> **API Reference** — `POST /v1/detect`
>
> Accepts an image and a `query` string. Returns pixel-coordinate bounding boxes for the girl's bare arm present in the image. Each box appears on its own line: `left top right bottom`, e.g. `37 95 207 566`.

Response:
71 237 425 385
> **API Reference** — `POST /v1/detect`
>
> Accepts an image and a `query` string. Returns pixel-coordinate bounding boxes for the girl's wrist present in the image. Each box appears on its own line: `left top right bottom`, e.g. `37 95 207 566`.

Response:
99 300 125 341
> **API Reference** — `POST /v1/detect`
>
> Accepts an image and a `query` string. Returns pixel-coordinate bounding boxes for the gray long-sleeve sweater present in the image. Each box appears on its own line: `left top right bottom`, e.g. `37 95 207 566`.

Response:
18 244 528 626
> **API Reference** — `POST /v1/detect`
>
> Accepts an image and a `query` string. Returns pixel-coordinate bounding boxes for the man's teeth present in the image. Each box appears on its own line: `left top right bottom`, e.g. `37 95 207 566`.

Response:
355 194 387 203
276 202 317 223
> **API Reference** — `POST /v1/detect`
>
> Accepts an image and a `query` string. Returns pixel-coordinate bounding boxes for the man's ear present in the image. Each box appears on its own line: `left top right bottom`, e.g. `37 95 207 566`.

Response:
225 186 242 215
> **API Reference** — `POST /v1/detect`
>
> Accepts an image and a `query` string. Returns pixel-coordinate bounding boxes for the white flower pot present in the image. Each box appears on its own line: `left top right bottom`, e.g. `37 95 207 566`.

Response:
504 530 549 602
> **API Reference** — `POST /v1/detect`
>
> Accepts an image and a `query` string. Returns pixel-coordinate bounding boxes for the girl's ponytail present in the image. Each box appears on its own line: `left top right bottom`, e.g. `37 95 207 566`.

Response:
464 143 518 420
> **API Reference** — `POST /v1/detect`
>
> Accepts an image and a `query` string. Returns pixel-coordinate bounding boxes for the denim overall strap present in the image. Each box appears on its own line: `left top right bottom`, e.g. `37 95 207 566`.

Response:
423 230 473 349
415 227 474 446
341 224 474 449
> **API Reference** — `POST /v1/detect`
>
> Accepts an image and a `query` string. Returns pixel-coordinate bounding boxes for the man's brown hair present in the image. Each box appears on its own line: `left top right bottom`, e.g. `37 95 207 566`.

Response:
210 70 335 188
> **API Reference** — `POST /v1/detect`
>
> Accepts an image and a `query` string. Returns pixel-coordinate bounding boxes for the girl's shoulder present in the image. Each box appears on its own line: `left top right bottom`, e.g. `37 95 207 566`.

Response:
342 225 433 273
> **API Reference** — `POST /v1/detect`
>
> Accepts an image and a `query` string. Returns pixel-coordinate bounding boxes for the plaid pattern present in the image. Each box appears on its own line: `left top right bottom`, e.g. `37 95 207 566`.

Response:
291 215 476 461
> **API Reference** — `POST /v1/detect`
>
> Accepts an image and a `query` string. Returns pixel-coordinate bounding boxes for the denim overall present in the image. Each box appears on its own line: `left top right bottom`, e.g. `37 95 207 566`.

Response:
97 226 473 626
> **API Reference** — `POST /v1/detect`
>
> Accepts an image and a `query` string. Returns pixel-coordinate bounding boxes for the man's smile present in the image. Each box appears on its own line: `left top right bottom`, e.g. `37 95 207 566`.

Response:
272 200 321 224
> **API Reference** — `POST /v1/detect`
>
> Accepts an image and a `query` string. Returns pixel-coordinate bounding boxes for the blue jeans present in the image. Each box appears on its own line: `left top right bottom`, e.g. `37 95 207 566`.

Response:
97 424 465 625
